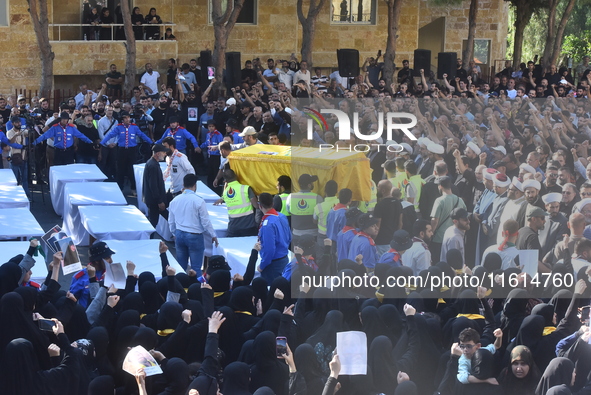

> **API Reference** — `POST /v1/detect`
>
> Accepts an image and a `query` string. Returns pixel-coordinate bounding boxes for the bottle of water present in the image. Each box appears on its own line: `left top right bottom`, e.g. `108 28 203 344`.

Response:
84 34 87 41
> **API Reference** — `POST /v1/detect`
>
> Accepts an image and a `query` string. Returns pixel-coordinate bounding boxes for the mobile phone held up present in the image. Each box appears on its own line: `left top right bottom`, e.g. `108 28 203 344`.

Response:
38 319 56 332
208 67 215 80
276 336 287 357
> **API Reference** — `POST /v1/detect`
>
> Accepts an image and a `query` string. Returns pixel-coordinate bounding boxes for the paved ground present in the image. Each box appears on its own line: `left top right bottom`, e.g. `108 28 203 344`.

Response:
27 178 182 289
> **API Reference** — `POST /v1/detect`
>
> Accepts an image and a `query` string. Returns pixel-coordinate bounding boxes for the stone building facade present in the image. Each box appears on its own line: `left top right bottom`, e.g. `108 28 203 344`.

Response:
0 0 508 93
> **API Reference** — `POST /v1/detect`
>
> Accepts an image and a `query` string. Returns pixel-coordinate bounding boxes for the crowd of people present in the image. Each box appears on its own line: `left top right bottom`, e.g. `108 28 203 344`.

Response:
1 51 591 395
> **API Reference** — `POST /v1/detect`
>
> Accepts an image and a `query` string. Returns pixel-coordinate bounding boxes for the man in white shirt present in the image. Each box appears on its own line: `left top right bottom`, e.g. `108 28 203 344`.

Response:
293 60 311 88
278 60 295 90
162 136 195 199
74 84 97 110
168 173 218 275
97 106 118 180
140 63 160 98
401 219 433 276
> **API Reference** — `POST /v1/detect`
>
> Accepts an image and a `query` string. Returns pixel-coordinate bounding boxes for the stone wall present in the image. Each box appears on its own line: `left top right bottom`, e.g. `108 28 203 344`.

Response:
0 0 508 93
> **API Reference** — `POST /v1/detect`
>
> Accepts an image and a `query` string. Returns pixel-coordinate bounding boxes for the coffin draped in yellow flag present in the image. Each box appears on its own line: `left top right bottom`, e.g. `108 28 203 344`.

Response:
228 144 372 201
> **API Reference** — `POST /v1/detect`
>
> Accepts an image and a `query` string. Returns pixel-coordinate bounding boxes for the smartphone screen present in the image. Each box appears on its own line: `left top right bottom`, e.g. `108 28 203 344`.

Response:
208 67 215 79
276 336 287 357
38 319 56 332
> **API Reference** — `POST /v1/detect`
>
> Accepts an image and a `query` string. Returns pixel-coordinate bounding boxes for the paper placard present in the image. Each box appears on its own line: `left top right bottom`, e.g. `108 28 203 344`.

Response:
57 237 82 275
518 250 538 279
41 225 62 254
104 262 127 289
123 346 162 376
336 331 367 375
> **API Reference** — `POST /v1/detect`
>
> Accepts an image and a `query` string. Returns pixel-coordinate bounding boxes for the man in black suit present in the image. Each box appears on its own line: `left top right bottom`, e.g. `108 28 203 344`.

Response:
143 144 168 227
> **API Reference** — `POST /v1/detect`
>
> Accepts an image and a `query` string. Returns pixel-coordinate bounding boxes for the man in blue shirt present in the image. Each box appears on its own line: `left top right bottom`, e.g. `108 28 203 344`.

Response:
326 188 353 242
35 112 93 165
156 117 199 154
196 120 224 189
101 113 153 191
257 192 291 283
348 213 380 271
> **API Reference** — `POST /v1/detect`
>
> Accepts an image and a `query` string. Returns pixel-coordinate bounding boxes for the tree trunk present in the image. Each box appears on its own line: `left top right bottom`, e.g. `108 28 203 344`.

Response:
212 23 228 86
462 0 478 70
383 0 403 89
549 0 576 66
211 0 245 93
28 0 54 93
512 2 534 68
121 0 136 95
541 0 558 69
297 0 328 68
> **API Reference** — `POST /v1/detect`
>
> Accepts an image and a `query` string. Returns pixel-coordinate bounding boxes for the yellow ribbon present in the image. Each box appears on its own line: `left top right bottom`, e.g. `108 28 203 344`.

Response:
184 288 189 293
214 291 225 298
456 314 485 320
438 298 446 304
543 326 556 336
454 269 463 275
375 290 384 303
140 314 147 319
157 329 175 336
235 311 252 315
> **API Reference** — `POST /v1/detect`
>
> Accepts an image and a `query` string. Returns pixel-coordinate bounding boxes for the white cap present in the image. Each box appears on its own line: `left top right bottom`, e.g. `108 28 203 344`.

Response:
483 168 499 180
467 141 481 155
226 97 237 106
512 177 524 192
400 143 413 154
427 142 444 155
519 163 536 174
418 137 430 147
238 126 257 137
491 146 507 155
542 192 562 205
493 173 511 188
577 198 591 212
522 179 541 191
375 137 384 145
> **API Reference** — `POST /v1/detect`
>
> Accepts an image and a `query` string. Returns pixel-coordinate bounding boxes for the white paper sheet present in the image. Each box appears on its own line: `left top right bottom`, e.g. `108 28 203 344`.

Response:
336 331 367 375
104 262 127 289
57 236 82 275
518 250 538 279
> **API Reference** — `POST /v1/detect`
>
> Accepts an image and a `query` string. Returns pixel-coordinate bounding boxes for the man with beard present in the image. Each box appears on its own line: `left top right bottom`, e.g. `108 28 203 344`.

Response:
464 141 481 171
473 168 499 266
401 219 432 275
516 179 545 228
496 177 526 244
543 166 562 194
440 207 470 264
481 173 511 251
560 183 579 216
397 59 413 85
538 192 568 263
248 106 264 131
430 176 466 262
150 95 170 141
516 206 548 269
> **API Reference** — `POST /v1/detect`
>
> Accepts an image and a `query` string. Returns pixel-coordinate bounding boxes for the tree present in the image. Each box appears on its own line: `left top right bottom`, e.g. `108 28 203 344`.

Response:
27 0 54 93
462 0 478 69
540 0 577 69
505 0 546 68
212 0 245 90
120 0 136 95
297 0 328 67
383 0 404 88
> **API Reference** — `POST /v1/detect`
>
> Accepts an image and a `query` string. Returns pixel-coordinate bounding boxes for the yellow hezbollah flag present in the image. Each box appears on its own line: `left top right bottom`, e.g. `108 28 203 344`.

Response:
228 145 371 201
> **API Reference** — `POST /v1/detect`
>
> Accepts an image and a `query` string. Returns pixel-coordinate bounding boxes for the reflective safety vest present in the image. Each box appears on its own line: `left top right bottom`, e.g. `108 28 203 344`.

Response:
287 192 317 216
223 181 253 219
389 172 408 199
279 193 290 216
407 174 425 212
315 196 338 235
358 181 377 213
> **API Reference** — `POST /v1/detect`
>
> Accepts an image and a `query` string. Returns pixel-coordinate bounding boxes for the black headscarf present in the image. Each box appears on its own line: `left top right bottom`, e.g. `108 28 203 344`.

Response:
301 287 332 340
505 315 545 366
361 305 390 348
140 281 163 314
369 335 398 394
86 326 116 377
265 276 291 312
549 289 573 323
498 345 541 395
222 361 252 395
378 303 405 344
187 283 203 302
13 286 37 312
161 357 189 395
217 306 245 365
209 270 232 307
535 357 575 395
394 381 418 395
500 288 529 346
119 292 145 314
0 292 51 369
251 277 269 306
294 343 326 394
130 327 158 350
157 302 183 333
238 339 255 364
0 261 23 296
138 271 156 289
306 310 344 351
115 309 141 338
88 375 115 395
249 331 288 395
531 303 555 327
